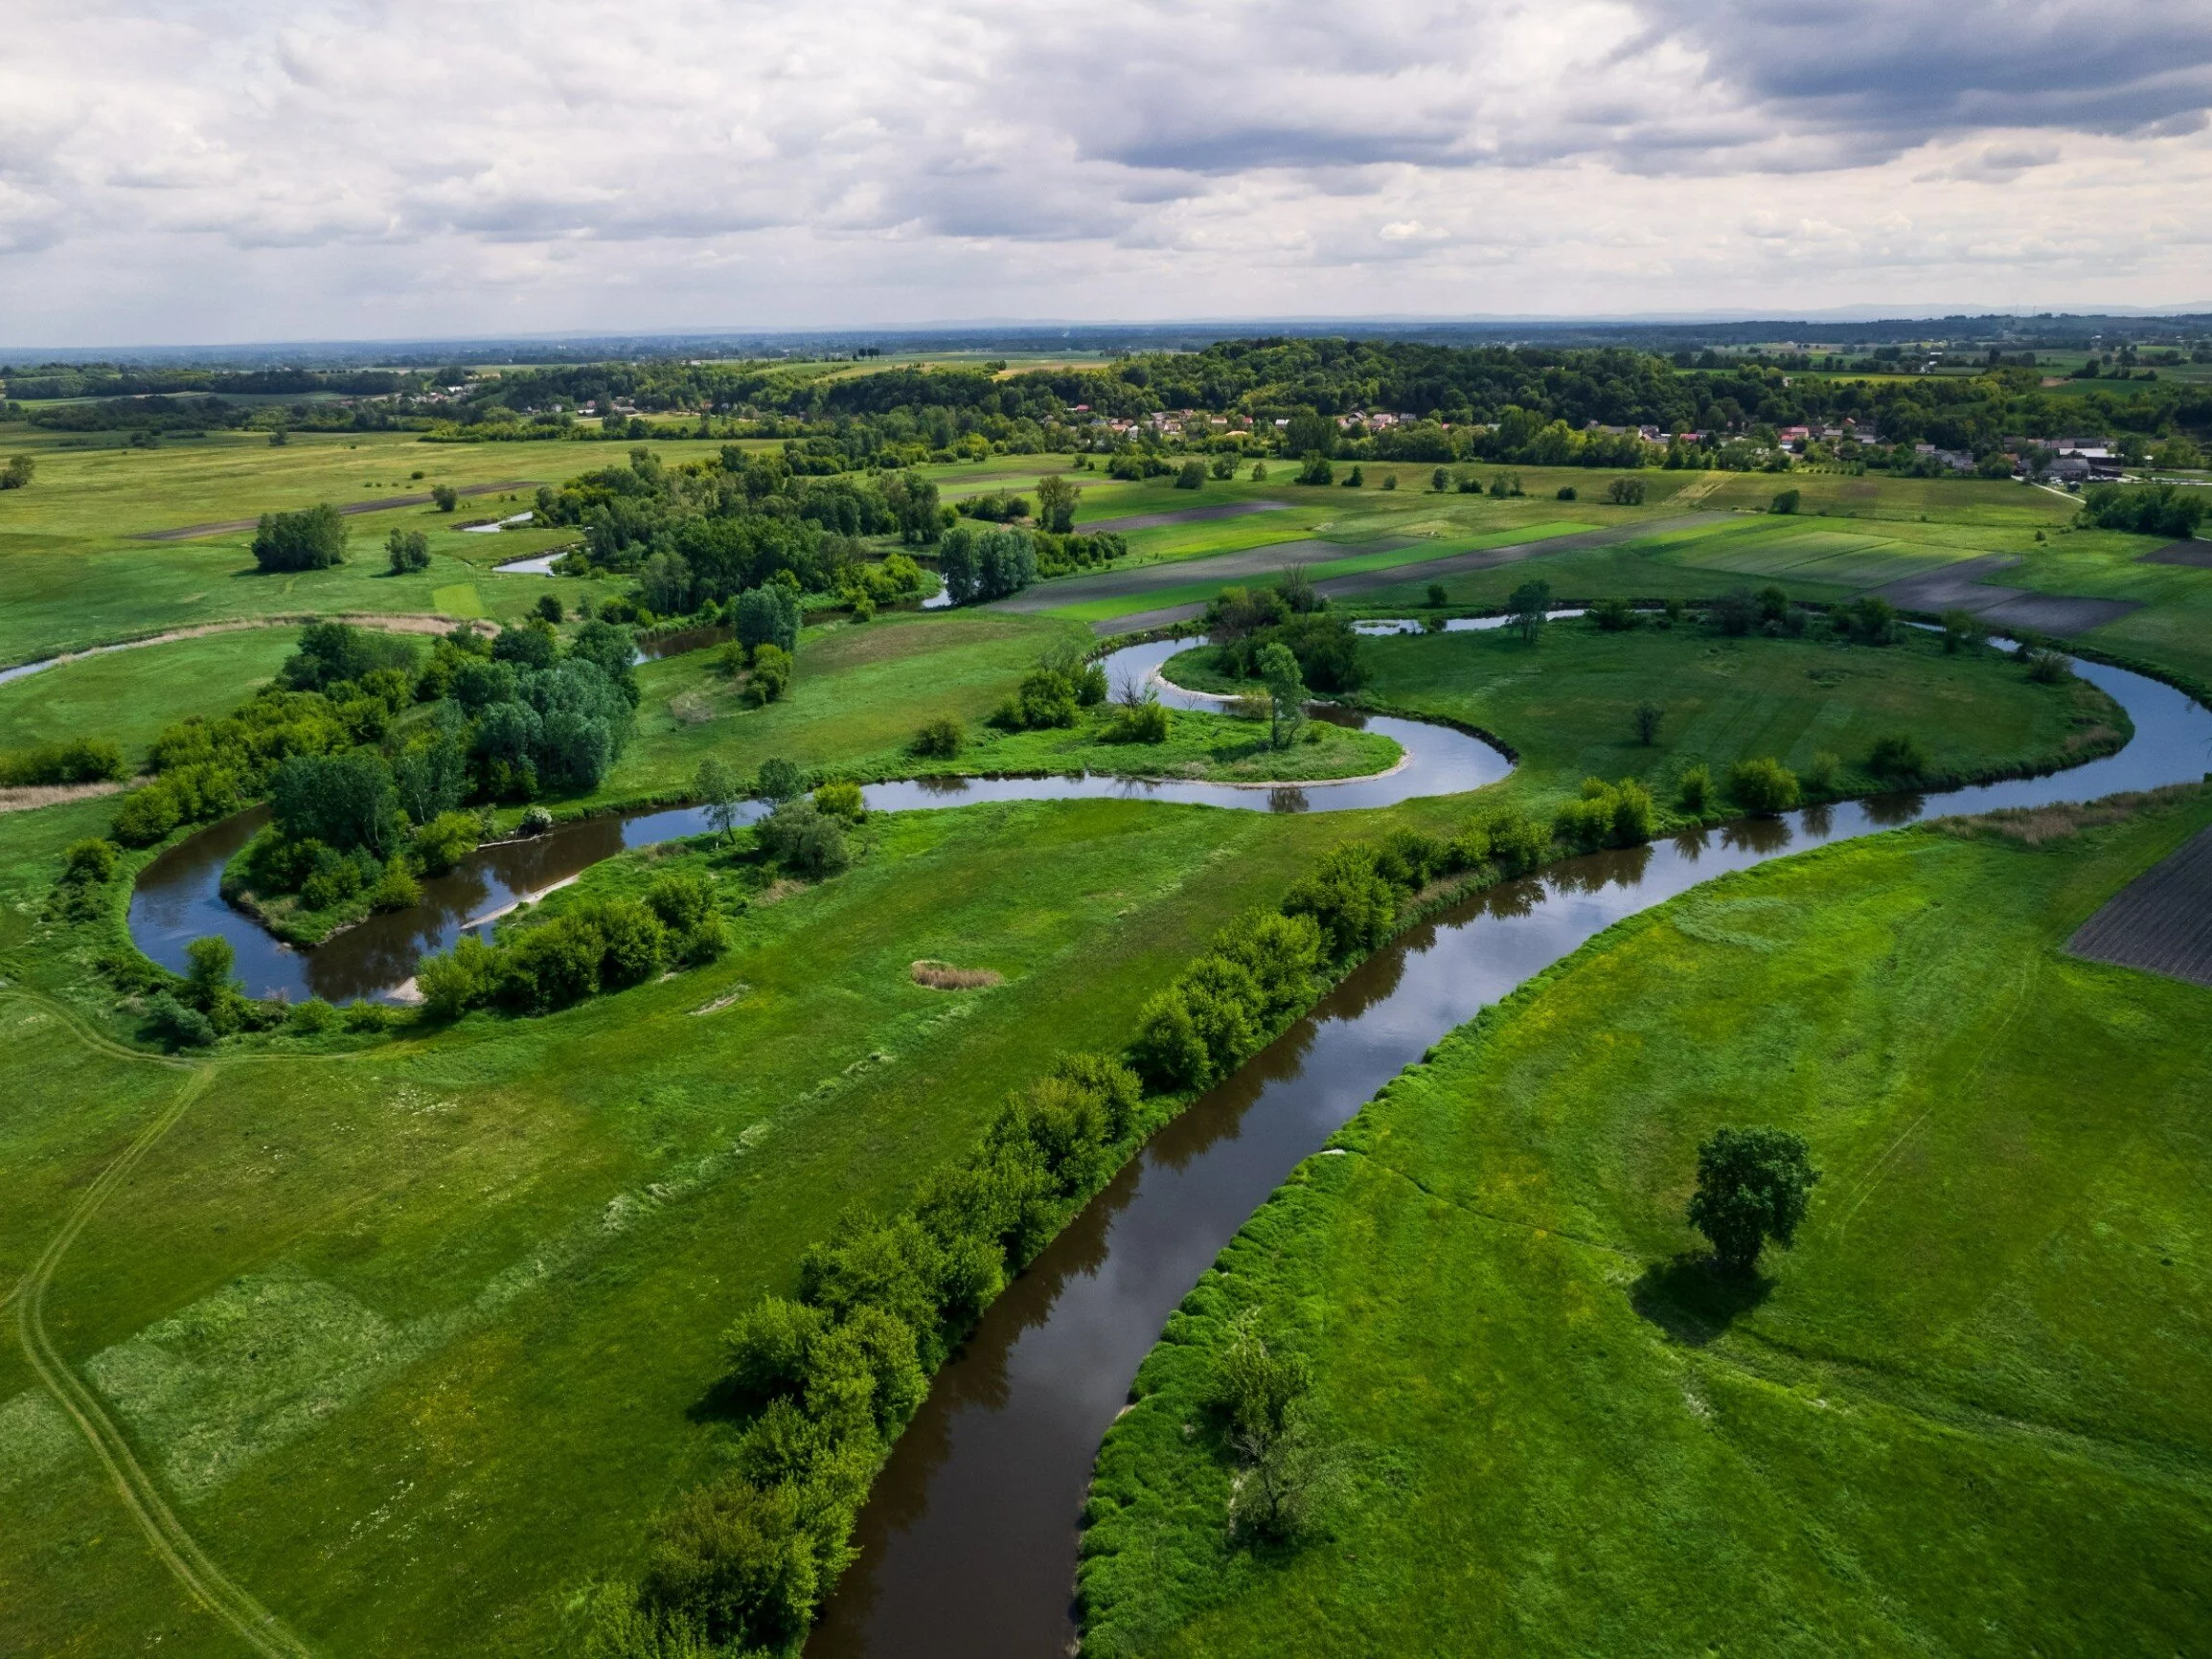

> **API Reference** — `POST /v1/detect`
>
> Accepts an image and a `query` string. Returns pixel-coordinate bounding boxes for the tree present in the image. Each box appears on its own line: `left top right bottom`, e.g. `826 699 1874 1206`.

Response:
1210 1311 1327 1542
1770 488 1801 514
252 503 349 572
0 454 34 489
183 935 241 1017
1607 475 1646 505
735 584 801 657
1632 700 1664 745
386 529 431 574
756 756 806 801
1431 466 1449 492
1174 459 1206 489
271 751 400 855
1257 642 1306 750
1425 582 1448 608
1034 472 1080 533
1686 1125 1821 1274
1507 578 1552 644
696 758 744 841
431 484 459 511
1296 452 1334 486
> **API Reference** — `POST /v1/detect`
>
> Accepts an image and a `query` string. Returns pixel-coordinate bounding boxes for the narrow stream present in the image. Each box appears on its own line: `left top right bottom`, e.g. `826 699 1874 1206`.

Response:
803 652 2212 1659
125 638 1508 1003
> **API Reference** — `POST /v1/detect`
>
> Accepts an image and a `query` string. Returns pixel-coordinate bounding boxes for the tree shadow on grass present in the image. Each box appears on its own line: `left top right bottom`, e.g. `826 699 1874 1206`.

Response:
1630 1253 1773 1347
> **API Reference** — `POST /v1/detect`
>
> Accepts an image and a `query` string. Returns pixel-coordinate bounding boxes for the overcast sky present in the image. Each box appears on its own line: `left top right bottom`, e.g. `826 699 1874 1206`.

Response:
4 0 2210 346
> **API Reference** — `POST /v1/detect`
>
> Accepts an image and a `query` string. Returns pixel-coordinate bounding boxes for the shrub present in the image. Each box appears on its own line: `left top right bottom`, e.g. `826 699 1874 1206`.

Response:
756 757 806 801
1555 484 1577 500
756 800 849 878
1296 453 1334 486
1805 750 1840 795
1174 460 1206 489
1866 732 1927 778
1482 807 1550 873
1343 465 1364 488
1606 476 1647 505
812 781 865 822
113 783 185 846
1770 488 1801 514
1686 1125 1820 1275
1282 845 1400 962
519 805 556 835
0 737 126 786
1 454 34 489
413 810 482 875
1940 608 1985 653
431 484 459 511
1590 597 1638 632
1726 757 1800 813
287 998 339 1035
1838 595 1898 646
367 863 422 911
596 898 670 987
1676 764 1711 813
1631 700 1663 744
1553 777 1655 850
418 935 500 1018
749 644 793 704
386 530 431 574
1425 582 1448 608
1103 699 1171 743
252 503 349 572
498 913 606 1011
910 716 965 759
146 990 217 1050
2023 647 2074 684
63 838 119 884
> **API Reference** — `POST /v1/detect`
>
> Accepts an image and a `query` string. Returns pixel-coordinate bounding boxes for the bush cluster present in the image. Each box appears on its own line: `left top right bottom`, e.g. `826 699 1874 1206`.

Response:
1552 777 1657 850
0 737 126 787
418 874 728 1018
993 657 1107 731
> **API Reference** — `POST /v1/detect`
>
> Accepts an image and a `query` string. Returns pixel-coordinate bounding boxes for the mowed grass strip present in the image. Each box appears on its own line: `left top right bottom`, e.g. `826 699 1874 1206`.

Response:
1082 787 2212 1658
0 630 301 764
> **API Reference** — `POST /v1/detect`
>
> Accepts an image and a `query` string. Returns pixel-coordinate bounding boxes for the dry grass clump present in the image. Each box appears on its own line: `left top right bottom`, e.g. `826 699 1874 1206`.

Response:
911 959 1003 990
1947 784 2197 846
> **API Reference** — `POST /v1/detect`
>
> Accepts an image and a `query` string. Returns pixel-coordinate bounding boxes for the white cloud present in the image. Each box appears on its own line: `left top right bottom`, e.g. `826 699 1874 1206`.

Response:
0 0 2208 342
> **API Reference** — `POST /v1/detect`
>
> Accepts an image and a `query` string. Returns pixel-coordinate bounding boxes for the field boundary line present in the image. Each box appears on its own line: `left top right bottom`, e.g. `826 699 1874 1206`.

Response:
12 1061 318 1658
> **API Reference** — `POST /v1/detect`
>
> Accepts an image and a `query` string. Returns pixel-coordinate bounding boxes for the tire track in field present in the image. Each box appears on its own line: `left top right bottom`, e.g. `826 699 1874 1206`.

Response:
8 1003 318 1658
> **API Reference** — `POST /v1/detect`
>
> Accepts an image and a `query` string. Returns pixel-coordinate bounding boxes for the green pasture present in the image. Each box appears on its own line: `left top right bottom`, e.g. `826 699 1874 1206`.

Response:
1083 787 2212 1658
1171 621 2125 815
0 630 301 765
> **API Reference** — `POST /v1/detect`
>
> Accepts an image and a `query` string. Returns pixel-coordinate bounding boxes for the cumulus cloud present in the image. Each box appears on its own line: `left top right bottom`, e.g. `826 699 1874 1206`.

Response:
0 0 2207 341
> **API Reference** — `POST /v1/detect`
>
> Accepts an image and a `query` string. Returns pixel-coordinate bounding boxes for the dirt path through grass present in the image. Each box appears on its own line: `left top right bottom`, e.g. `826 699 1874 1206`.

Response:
133 481 540 542
7 997 317 1657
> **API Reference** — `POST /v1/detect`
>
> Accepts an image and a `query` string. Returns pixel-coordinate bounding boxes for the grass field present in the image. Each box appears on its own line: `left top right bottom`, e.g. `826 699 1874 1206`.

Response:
1081 785 2212 1658
1170 620 2127 814
0 630 301 765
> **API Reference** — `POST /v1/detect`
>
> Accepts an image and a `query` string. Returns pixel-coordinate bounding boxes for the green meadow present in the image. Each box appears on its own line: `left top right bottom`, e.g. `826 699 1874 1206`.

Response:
1081 787 2212 1658
1170 619 2126 813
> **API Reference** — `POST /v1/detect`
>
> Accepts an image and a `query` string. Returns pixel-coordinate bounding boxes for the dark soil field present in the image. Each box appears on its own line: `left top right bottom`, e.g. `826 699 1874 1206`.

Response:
2068 823 2212 986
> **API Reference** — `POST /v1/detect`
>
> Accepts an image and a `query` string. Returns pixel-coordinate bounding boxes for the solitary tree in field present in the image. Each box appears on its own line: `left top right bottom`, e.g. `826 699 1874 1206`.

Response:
1258 642 1306 750
1 454 35 489
1034 472 1081 533
386 529 431 574
431 484 459 511
1508 578 1552 644
1687 1125 1820 1275
252 503 349 572
1632 700 1664 745
696 758 743 842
